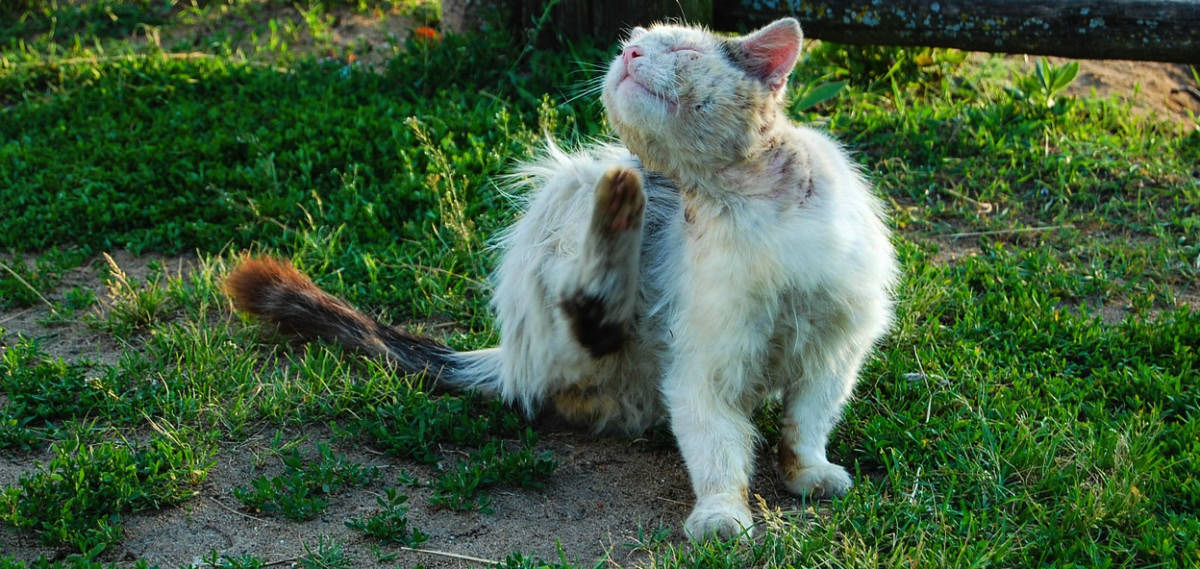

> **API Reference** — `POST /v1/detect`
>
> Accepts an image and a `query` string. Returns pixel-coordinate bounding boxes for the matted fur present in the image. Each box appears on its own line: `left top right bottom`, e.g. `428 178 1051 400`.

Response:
227 17 897 541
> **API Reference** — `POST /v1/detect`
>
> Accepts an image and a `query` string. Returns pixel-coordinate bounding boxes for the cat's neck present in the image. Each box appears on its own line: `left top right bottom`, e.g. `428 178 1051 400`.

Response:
649 114 814 210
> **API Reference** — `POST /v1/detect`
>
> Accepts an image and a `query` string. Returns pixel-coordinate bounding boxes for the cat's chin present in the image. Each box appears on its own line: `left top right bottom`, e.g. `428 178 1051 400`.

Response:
614 77 678 115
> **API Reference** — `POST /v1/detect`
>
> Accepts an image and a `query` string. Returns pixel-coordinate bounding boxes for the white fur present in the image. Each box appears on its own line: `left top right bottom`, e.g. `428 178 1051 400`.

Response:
454 18 897 540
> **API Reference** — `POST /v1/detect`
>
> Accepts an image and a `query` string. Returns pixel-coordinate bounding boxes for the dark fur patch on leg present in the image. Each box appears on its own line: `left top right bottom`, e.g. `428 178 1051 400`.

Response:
560 292 626 358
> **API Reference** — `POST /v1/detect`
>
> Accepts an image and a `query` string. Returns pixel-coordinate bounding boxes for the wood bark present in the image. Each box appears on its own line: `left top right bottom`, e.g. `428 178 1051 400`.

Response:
714 0 1200 64
539 0 713 44
443 0 712 43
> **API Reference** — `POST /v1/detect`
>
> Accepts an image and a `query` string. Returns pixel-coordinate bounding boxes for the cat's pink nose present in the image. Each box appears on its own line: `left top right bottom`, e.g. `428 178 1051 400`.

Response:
622 45 644 66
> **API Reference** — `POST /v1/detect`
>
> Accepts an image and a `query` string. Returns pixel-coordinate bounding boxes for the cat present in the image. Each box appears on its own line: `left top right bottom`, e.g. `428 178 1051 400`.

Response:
225 17 897 540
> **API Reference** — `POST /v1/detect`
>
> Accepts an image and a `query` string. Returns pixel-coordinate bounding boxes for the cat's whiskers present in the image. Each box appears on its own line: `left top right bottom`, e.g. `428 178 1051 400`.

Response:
564 76 607 106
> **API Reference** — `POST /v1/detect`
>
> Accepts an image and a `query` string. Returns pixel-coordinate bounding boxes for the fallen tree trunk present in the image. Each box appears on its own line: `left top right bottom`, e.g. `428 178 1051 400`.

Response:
715 0 1200 64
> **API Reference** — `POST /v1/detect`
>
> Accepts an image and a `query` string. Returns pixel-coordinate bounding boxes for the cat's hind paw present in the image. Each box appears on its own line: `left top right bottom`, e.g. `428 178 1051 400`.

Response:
684 493 754 541
592 167 645 234
783 462 853 498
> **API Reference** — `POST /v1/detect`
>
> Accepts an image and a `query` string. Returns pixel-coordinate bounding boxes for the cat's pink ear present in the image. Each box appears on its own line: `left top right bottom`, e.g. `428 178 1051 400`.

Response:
727 18 803 91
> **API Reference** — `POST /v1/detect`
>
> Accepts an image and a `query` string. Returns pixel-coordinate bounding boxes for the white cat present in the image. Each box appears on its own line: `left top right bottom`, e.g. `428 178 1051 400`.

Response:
226 17 897 539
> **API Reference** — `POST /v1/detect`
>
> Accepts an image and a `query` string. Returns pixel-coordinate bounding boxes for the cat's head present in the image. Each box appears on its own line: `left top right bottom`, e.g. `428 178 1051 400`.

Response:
601 18 803 176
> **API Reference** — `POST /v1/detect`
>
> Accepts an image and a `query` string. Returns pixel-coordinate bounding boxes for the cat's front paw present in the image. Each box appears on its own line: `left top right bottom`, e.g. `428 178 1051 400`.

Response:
684 493 754 541
783 461 853 498
592 167 645 234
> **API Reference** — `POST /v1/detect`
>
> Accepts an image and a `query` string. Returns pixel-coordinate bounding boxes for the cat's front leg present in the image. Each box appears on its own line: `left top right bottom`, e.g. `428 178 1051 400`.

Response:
778 359 863 498
558 167 645 358
664 360 759 540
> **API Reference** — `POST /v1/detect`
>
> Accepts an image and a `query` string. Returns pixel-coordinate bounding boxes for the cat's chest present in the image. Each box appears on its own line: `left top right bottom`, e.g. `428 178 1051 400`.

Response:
677 194 791 293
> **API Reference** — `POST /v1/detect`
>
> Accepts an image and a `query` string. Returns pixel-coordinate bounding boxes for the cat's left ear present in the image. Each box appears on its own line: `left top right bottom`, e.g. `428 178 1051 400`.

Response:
727 18 803 92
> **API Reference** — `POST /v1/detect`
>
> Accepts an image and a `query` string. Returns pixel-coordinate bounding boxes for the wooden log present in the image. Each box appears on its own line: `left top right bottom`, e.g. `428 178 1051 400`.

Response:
714 0 1200 64
443 0 712 42
521 0 713 44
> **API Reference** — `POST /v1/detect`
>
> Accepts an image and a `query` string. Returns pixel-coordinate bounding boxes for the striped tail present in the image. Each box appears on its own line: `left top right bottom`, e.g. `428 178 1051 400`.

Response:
224 256 480 385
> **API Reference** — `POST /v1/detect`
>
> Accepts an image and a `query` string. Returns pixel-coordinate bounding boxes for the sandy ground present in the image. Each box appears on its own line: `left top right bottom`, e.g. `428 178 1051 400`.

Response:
2 8 1198 566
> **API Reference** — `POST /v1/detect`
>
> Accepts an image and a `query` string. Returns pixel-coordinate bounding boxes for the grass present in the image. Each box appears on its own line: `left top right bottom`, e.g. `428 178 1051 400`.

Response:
1 0 1199 567
1 434 214 554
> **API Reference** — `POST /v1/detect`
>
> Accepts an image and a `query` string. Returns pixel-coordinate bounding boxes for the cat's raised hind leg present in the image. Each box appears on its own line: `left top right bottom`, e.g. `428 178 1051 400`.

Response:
548 166 653 432
558 167 645 358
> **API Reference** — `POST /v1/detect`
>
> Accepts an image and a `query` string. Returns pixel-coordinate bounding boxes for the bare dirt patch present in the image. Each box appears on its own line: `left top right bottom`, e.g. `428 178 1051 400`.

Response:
0 251 190 366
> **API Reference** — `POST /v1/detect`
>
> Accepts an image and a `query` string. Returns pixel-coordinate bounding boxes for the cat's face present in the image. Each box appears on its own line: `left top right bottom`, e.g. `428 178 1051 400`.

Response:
601 18 803 174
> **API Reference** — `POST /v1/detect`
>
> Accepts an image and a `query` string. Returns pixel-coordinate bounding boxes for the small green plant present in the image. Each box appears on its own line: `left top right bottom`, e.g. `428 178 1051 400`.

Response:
185 551 265 569
0 251 79 310
790 80 846 114
623 522 672 553
1008 57 1080 110
296 2 336 47
0 436 213 554
233 442 378 520
353 390 524 463
345 487 428 546
0 553 161 569
39 285 100 325
96 253 175 337
64 285 98 311
298 536 353 569
429 429 557 512
492 552 586 569
0 337 156 450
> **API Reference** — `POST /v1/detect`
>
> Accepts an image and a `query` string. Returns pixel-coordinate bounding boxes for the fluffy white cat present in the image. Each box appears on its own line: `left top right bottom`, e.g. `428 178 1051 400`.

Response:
226 17 897 539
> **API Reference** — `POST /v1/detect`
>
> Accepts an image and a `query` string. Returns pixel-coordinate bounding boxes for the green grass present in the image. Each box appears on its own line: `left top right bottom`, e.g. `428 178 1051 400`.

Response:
0 434 214 554
2 1 1199 567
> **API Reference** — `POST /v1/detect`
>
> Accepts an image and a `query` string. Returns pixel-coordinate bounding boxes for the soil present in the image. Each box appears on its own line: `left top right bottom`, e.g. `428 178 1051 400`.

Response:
2 9 1198 566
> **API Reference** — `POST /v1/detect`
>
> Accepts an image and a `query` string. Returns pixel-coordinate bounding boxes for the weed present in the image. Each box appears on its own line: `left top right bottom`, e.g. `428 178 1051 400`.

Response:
298 536 354 569
345 487 429 546
0 435 214 553
352 390 524 463
429 429 557 512
233 442 378 520
0 554 160 569
0 337 159 450
492 551 591 569
623 522 672 553
184 552 265 569
788 79 845 114
1007 56 1081 111
94 253 176 338
0 250 84 310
